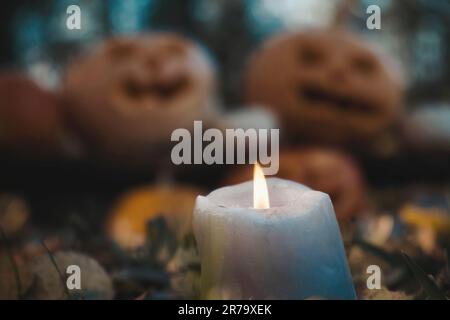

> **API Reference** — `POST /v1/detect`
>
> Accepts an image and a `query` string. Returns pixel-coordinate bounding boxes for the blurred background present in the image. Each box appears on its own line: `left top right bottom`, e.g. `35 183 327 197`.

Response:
1 0 449 103
0 0 449 300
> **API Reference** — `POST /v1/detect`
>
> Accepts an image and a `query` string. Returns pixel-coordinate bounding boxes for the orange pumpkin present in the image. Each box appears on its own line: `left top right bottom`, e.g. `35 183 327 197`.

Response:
245 30 403 146
64 33 217 165
224 148 366 220
106 185 202 250
0 73 62 156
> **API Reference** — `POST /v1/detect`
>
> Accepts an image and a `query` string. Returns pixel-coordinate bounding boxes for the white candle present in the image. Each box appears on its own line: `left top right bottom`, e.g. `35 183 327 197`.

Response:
193 165 355 299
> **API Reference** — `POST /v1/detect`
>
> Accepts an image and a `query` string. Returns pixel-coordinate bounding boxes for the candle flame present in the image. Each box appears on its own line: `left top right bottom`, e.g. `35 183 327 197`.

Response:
253 163 270 209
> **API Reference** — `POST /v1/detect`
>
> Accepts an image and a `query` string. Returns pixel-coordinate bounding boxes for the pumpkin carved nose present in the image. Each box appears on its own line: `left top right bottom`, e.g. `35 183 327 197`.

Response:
145 56 160 71
329 66 348 83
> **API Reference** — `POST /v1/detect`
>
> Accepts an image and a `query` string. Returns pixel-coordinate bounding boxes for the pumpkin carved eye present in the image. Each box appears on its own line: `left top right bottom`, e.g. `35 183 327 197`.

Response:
352 55 376 75
162 41 187 56
105 40 138 59
298 46 324 66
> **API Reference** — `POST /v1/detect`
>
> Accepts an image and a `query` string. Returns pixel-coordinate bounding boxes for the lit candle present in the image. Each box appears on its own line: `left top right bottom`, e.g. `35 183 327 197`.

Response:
193 164 356 299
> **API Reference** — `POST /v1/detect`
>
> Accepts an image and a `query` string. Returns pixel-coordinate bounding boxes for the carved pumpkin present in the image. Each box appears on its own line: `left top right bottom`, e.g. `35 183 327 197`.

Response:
106 185 202 250
224 148 366 220
64 33 217 164
0 73 62 156
245 30 403 145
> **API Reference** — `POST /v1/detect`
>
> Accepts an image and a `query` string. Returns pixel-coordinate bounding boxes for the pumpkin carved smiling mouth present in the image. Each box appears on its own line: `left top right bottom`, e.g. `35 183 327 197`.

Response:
124 76 189 103
301 85 378 115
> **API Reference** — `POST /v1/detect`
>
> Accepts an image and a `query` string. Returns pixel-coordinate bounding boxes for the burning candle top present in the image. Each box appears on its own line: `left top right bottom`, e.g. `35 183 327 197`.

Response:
193 164 356 300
